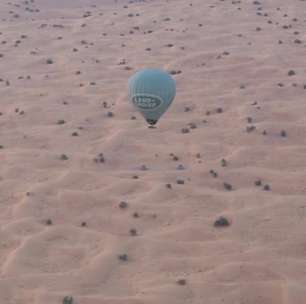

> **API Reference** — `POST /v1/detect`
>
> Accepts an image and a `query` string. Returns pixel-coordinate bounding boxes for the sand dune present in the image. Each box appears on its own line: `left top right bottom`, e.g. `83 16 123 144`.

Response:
1 0 306 303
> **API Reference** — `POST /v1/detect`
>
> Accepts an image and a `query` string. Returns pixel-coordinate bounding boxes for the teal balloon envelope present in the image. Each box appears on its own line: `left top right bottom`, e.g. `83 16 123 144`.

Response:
128 68 176 125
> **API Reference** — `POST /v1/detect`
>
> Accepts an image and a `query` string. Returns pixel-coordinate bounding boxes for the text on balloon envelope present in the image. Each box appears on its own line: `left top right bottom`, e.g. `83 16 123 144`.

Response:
132 95 162 110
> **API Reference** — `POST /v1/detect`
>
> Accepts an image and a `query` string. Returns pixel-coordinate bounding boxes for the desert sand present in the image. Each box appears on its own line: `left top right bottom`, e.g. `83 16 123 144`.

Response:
1 0 306 303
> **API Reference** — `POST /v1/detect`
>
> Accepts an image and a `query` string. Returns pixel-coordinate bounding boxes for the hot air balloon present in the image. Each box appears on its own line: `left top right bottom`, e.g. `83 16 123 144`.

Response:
128 68 176 126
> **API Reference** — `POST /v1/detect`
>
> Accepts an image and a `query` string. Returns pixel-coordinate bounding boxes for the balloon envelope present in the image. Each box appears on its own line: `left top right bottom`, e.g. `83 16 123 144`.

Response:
128 68 176 125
